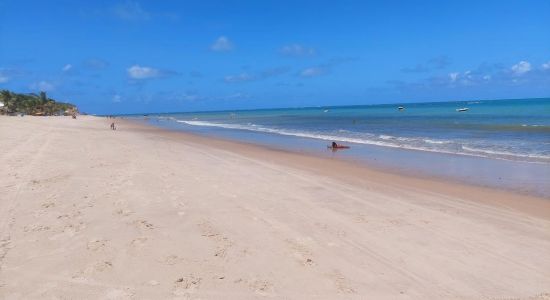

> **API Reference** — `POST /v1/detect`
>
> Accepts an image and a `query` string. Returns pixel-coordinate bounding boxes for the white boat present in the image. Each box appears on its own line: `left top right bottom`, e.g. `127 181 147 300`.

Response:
456 108 469 112
398 106 404 110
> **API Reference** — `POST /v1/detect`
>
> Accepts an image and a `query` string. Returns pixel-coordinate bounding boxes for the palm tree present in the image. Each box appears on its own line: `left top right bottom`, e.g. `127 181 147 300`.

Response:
39 91 47 104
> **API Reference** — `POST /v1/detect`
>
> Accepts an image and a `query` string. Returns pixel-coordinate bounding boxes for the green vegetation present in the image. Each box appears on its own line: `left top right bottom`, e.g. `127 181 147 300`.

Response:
0 90 77 116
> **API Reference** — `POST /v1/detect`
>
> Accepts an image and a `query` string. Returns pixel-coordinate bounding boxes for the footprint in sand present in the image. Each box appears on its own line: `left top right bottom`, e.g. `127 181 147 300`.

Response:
49 221 86 240
387 218 405 226
86 239 109 252
104 288 135 300
248 279 274 295
131 219 154 230
147 280 159 286
160 254 183 266
172 274 202 295
57 214 71 220
353 214 369 223
63 221 86 234
314 222 347 238
33 174 70 187
80 261 113 274
57 210 82 220
23 224 51 233
0 238 12 264
329 271 356 294
171 200 186 216
198 221 233 258
286 238 316 267
113 209 133 217
41 202 56 209
303 258 315 266
130 237 148 248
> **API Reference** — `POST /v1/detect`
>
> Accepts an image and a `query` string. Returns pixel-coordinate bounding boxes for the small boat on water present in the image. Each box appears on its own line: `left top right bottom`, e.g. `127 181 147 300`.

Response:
398 106 404 110
456 107 469 112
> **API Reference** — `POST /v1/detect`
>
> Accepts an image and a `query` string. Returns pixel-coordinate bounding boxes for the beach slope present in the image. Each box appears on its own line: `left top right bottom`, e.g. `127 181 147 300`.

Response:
0 116 549 299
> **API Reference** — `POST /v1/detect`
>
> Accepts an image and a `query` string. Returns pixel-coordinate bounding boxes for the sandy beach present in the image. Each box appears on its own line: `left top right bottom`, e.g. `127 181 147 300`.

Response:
1 115 549 299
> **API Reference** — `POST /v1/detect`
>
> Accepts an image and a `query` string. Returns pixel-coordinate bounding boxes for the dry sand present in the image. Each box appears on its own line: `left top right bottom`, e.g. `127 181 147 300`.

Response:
0 116 549 299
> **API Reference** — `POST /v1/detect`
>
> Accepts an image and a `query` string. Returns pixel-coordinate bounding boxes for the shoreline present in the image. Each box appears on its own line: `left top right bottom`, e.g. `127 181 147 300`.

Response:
122 117 550 220
140 115 550 199
2 115 549 299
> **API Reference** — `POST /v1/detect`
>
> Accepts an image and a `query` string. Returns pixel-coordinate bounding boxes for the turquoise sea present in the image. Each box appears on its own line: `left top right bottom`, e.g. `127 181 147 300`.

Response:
132 98 550 197
150 98 550 163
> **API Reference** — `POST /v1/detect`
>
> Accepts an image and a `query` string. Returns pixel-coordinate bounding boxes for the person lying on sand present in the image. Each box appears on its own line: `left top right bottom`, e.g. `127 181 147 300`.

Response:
329 142 350 149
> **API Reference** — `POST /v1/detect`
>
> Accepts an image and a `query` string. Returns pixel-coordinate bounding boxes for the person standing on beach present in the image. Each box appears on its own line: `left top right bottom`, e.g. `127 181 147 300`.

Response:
110 122 116 130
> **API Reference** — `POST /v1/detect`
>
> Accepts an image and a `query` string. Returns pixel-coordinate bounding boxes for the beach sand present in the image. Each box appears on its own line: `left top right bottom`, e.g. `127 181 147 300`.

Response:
1 116 549 299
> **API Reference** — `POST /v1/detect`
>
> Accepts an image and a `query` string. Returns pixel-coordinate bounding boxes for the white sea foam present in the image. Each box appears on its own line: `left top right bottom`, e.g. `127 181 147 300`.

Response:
461 146 550 160
174 119 550 163
424 139 452 144
521 124 545 127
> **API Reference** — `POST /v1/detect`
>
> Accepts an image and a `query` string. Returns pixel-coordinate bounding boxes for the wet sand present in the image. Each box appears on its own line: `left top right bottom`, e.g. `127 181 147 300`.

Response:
149 117 550 198
1 116 549 299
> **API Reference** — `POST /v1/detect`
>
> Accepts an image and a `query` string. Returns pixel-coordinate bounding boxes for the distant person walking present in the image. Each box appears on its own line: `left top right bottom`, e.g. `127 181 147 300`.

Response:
110 122 116 130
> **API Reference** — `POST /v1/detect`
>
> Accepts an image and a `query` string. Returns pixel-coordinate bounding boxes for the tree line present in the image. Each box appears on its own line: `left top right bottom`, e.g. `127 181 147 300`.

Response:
0 90 77 116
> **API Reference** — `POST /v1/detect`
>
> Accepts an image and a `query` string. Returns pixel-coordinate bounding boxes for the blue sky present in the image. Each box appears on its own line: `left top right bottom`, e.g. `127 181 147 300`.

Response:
1 0 549 114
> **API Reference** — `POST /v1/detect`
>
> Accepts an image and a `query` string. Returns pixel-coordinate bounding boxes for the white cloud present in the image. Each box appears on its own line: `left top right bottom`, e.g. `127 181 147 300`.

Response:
0 68 27 83
542 61 550 70
448 72 459 82
182 94 201 101
113 1 150 21
112 94 122 103
84 58 109 69
483 75 491 80
280 44 316 56
0 69 9 83
224 67 290 83
300 67 326 78
30 81 55 92
218 92 250 101
62 64 73 72
127 65 161 79
224 73 253 83
211 36 233 52
511 61 531 75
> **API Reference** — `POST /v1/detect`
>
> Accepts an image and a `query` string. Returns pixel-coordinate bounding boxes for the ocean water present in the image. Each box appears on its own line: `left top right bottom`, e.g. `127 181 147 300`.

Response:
150 98 550 163
134 98 550 197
